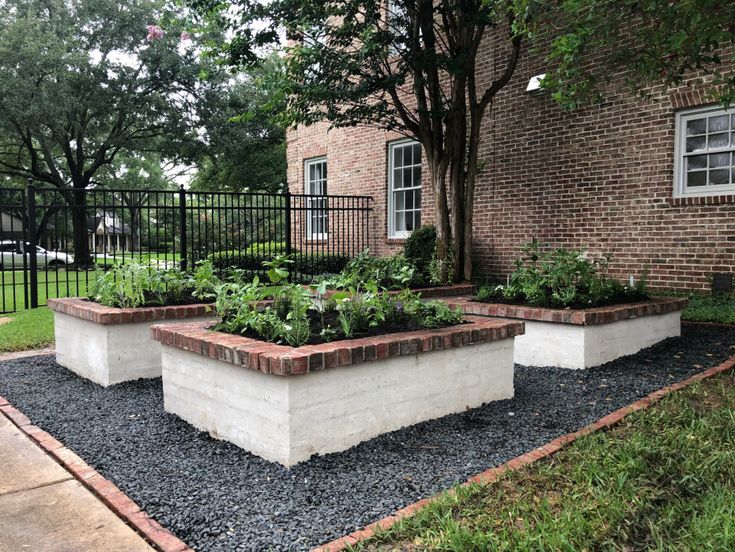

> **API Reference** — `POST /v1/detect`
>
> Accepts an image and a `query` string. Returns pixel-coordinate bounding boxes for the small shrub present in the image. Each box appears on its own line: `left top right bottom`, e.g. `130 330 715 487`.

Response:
404 225 436 284
329 250 418 290
475 240 649 309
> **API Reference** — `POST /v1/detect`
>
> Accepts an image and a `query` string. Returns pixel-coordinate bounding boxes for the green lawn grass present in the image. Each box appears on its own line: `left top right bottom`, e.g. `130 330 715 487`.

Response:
0 308 54 352
681 292 735 325
1 269 90 312
357 371 735 551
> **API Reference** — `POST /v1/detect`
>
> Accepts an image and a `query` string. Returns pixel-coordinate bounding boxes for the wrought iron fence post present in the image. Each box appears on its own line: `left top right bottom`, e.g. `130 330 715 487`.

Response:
26 179 38 309
284 191 292 282
178 185 187 271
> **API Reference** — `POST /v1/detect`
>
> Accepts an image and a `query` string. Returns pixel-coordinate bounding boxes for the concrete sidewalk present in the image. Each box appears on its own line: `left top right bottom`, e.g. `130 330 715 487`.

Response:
0 412 154 552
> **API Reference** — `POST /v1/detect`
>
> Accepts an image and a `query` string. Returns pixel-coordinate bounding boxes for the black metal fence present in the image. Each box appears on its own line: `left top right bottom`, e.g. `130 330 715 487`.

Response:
0 184 372 313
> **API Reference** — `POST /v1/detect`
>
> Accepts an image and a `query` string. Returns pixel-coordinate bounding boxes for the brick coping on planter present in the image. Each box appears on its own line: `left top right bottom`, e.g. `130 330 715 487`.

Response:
47 297 214 326
313 351 735 552
0 396 192 552
151 315 524 377
446 296 688 326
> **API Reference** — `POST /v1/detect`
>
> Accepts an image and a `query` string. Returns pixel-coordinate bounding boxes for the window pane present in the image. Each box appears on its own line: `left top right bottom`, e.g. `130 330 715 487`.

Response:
709 115 730 133
687 118 707 135
709 132 729 149
414 188 421 208
393 167 403 189
412 166 421 188
395 211 405 232
414 209 421 228
688 155 708 170
710 169 730 185
710 152 731 168
403 167 412 188
395 190 405 210
686 136 706 152
394 147 403 167
687 172 707 187
406 212 415 231
412 144 421 165
405 190 413 209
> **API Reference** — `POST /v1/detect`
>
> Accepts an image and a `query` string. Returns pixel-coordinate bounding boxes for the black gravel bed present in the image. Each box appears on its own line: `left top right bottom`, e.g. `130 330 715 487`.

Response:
1 324 733 551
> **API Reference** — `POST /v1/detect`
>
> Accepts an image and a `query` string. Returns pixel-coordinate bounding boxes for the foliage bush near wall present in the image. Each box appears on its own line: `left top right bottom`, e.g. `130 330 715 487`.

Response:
404 225 437 284
207 242 348 276
476 240 649 309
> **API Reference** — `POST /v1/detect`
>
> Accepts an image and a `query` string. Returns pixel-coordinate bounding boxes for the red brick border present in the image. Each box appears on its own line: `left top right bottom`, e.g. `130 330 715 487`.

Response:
312 352 735 552
0 398 192 552
151 315 524 377
447 296 687 326
47 297 214 326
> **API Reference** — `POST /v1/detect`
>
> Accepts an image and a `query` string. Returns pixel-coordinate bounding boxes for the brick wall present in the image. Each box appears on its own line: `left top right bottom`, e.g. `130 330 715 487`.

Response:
287 40 735 291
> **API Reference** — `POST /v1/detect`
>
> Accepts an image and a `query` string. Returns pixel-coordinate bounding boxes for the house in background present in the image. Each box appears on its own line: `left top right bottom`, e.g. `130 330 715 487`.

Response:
89 214 133 253
0 210 24 242
287 42 735 291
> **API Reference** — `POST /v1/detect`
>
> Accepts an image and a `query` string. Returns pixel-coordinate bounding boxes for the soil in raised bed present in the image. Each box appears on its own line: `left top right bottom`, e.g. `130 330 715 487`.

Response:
472 290 650 310
219 308 466 346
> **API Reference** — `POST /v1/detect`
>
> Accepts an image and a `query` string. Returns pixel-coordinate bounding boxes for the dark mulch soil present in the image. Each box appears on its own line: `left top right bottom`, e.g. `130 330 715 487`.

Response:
0 324 733 552
472 291 650 309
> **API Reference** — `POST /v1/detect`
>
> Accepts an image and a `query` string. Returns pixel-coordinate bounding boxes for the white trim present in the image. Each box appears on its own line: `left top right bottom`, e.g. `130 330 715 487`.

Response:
674 105 735 198
304 156 328 240
387 139 422 239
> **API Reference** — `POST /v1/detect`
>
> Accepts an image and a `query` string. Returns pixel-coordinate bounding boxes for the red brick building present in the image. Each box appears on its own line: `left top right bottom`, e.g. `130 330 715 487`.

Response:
287 41 735 291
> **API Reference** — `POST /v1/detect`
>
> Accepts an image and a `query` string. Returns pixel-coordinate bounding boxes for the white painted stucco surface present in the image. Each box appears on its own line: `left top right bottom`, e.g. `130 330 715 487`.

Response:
514 311 681 369
54 311 214 387
161 338 515 466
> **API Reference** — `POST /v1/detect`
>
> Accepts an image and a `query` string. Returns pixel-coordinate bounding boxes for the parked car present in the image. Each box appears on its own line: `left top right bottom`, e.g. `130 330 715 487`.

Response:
0 240 74 270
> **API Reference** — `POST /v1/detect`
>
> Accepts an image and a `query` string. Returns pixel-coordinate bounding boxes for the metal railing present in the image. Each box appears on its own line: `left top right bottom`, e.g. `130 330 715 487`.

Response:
0 183 372 313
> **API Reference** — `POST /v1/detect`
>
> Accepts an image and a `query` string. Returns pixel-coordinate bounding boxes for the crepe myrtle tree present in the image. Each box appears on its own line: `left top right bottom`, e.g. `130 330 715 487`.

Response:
0 0 223 267
191 0 542 283
194 0 735 282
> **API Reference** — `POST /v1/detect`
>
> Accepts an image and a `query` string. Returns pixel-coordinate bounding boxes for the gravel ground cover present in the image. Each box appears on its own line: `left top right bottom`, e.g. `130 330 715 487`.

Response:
0 324 733 551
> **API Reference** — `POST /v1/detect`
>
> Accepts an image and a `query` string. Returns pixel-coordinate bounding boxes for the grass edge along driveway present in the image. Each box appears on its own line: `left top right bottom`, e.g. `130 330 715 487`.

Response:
356 369 735 552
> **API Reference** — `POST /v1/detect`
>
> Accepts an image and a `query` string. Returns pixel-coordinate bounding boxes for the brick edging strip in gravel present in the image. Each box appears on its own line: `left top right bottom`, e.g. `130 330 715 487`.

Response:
0 397 192 552
0 348 55 363
312 352 735 552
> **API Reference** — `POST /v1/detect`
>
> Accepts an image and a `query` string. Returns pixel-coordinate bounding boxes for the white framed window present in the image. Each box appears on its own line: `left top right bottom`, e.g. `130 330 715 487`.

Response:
388 140 422 238
674 105 735 197
304 157 328 239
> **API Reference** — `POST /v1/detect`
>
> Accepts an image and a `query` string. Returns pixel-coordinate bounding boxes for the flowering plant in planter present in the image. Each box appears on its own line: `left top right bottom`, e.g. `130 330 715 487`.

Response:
88 260 219 308
476 240 649 309
213 255 464 346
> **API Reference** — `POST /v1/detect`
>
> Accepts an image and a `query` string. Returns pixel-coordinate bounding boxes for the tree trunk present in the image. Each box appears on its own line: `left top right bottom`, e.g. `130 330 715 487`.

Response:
427 156 450 284
71 187 92 268
463 107 484 282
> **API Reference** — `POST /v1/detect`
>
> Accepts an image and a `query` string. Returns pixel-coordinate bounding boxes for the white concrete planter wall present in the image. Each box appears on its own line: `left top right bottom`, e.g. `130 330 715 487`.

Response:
48 298 214 387
151 317 523 467
450 297 687 370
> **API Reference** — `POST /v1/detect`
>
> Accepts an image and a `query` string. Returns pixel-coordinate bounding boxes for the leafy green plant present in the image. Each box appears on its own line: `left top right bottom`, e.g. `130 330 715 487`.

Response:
476 240 649 309
329 250 418 290
404 225 437 284
88 261 221 308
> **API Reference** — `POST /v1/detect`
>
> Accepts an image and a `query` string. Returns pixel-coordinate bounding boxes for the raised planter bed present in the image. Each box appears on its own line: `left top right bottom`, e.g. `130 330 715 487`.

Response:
151 316 523 466
446 297 687 370
47 298 215 387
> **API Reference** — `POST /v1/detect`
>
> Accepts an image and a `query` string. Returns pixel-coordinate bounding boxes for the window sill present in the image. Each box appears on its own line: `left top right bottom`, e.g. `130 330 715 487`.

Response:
669 194 735 206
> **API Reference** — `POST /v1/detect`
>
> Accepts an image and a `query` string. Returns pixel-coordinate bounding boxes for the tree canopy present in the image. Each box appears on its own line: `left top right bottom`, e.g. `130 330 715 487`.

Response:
163 1 735 280
0 0 227 263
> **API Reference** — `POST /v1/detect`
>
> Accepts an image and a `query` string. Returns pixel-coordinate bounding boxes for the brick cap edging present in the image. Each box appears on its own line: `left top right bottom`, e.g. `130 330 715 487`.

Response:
151 315 524 377
48 297 214 326
0 399 192 552
447 296 688 326
312 353 735 552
